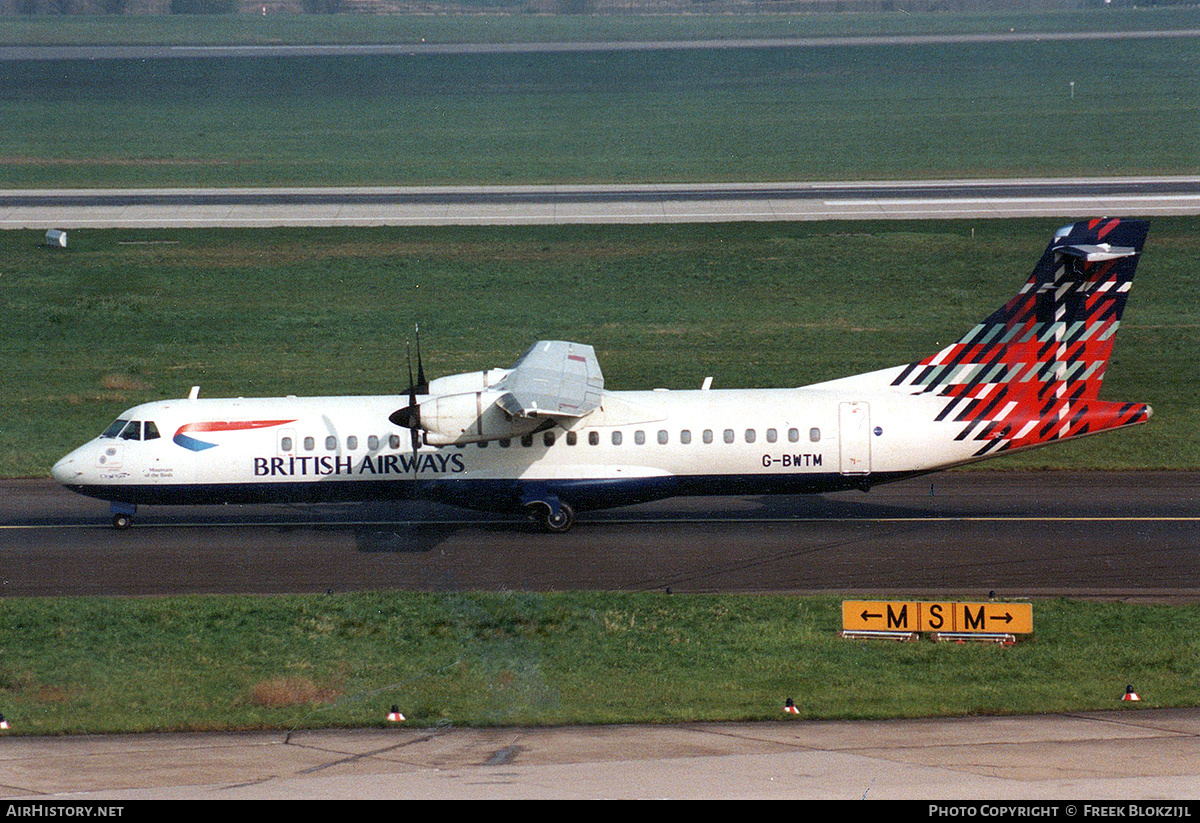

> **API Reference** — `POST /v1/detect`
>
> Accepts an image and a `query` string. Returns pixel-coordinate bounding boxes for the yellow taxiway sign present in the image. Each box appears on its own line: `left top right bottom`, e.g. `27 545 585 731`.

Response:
842 600 1033 634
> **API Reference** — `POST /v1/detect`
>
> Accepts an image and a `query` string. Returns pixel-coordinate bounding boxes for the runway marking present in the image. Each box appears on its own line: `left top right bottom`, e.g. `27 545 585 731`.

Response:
5 514 1200 530
831 196 1200 206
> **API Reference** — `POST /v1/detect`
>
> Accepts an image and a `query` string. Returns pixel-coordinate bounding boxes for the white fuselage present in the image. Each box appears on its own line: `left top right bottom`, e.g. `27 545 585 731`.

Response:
51 383 972 514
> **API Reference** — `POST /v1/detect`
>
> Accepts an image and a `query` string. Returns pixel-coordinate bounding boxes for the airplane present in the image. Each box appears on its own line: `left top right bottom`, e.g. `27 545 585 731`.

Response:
53 218 1153 533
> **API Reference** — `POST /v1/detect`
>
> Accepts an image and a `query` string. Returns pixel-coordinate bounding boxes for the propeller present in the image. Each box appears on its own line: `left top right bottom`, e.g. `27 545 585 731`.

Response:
389 328 430 460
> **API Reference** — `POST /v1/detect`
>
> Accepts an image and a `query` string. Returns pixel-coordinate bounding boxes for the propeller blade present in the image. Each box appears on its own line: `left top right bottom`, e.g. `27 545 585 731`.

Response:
391 328 431 462
406 340 416 395
400 328 431 396
391 335 425 461
414 324 428 393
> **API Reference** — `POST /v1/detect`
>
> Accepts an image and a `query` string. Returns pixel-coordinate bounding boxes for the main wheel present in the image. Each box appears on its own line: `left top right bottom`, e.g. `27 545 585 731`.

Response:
543 502 574 533
526 500 575 533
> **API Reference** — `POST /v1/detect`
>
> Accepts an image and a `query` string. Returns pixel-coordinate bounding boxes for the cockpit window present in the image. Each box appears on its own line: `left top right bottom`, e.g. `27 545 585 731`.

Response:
100 420 156 440
101 419 130 438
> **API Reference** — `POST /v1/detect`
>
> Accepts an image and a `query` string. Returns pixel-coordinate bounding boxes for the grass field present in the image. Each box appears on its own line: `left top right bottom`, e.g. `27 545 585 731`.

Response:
1 592 1196 734
2 30 1198 187
5 217 1197 480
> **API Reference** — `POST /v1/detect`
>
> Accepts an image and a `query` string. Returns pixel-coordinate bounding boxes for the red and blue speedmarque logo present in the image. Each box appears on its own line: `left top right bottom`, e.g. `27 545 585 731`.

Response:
173 420 295 452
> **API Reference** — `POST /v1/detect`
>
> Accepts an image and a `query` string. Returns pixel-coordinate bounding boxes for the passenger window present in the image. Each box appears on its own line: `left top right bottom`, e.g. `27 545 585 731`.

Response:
680 430 691 444
703 429 713 444
144 421 160 441
766 428 777 443
810 428 821 443
589 431 599 446
612 431 623 446
634 430 645 445
281 436 293 452
325 436 337 451
745 429 756 443
347 436 358 450
657 430 668 445
543 432 555 447
499 439 511 448
368 435 379 450
567 431 577 446
304 437 315 451
389 434 400 450
522 435 534 447
723 429 735 444
477 441 487 448
788 428 800 443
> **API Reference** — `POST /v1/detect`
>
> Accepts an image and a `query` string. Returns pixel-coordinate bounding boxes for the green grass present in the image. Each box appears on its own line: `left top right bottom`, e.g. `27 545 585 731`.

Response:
3 218 1197 479
1 592 1195 735
2 33 1198 187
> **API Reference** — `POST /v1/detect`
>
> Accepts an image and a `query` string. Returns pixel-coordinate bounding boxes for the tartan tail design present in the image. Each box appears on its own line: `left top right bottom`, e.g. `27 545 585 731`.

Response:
890 218 1152 456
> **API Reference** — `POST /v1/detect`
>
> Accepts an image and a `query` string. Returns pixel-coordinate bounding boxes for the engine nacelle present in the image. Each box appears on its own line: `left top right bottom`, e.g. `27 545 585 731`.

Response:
420 390 547 446
424 368 511 398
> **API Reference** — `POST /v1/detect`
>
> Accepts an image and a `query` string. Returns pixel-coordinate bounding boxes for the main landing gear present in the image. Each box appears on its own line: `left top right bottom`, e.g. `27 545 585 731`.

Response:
524 497 575 533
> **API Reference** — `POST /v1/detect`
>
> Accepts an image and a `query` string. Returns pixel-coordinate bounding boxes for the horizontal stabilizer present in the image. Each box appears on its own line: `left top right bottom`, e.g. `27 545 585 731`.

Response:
1055 243 1138 262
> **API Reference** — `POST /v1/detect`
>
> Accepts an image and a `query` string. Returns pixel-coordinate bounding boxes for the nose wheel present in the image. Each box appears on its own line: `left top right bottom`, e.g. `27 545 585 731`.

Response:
110 502 136 530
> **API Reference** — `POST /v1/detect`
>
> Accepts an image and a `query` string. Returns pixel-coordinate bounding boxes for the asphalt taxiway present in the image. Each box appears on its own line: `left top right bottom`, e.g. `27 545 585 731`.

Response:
3 26 1198 62
4 177 1200 228
5 710 1200 800
4 471 1198 599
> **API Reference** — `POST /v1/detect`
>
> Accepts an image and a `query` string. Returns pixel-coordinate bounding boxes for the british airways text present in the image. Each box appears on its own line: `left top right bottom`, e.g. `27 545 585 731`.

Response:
253 453 466 476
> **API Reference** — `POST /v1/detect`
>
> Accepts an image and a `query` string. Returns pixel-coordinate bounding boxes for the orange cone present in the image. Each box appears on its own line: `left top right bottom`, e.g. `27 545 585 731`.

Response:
1122 685 1140 702
387 705 406 722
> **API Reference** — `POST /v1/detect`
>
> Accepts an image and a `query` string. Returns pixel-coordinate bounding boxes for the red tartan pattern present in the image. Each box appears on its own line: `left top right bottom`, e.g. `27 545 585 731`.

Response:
890 219 1152 456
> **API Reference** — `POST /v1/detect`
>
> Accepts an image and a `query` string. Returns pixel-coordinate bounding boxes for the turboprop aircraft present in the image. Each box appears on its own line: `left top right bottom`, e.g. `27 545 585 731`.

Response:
53 218 1153 532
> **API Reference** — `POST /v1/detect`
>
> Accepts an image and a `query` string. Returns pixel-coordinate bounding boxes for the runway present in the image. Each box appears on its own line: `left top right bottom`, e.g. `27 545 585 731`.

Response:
4 27 1198 62
5 471 1199 600
4 177 1200 228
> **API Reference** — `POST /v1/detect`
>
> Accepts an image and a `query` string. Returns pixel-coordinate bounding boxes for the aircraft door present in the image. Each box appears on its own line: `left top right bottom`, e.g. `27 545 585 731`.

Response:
838 401 871 475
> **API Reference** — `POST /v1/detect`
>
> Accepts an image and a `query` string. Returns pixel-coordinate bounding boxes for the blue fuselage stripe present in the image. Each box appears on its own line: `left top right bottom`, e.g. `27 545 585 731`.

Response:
61 472 904 513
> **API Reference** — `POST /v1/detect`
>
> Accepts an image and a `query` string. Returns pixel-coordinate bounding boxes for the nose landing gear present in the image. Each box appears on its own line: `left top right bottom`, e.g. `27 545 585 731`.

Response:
110 502 136 530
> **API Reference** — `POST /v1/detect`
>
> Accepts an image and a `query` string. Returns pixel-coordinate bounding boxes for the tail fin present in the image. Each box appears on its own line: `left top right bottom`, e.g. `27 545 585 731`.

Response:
889 218 1152 457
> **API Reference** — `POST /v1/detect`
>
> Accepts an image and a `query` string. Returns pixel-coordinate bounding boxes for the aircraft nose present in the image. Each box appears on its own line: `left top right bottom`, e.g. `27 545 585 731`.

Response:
52 452 83 486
